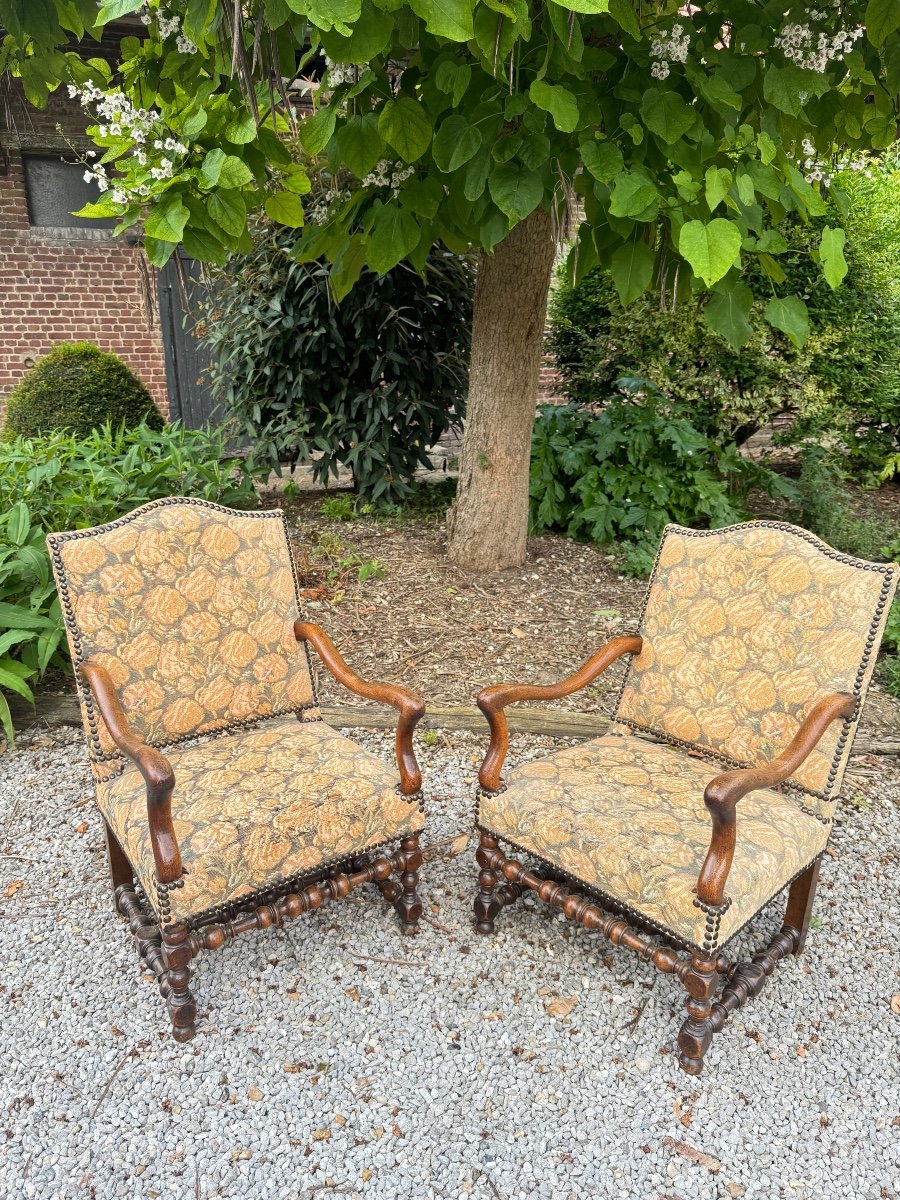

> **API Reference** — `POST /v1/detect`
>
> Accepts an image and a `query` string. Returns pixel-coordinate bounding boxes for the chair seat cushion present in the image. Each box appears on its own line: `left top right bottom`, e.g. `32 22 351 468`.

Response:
97 716 424 922
477 732 829 951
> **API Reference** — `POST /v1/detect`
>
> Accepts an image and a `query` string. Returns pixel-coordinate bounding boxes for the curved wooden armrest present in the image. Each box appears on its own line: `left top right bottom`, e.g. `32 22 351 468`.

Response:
80 660 182 885
294 621 426 795
475 635 643 791
696 691 857 907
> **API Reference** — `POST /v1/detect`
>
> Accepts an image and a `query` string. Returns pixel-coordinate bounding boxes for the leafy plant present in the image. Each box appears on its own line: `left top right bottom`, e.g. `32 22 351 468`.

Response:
320 495 357 522
0 421 264 745
3 342 163 440
200 222 472 504
794 447 900 561
529 383 796 562
548 167 900 475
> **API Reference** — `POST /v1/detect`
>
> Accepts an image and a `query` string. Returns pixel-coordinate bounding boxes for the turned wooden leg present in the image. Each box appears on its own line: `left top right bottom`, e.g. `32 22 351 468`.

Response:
783 859 821 956
104 819 134 898
677 950 720 1076
395 833 423 935
161 921 197 1043
474 830 502 935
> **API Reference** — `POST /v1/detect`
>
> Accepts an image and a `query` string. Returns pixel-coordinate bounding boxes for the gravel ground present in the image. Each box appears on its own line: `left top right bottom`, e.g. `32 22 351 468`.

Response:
0 725 898 1200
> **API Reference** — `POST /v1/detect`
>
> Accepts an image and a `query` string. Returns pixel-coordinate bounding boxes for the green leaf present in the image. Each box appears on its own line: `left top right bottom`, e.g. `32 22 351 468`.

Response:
320 0 394 61
6 501 30 547
678 218 742 286
96 0 143 20
182 225 228 265
609 172 659 219
264 191 305 227
0 665 33 705
307 0 361 29
865 0 900 45
529 80 579 133
0 691 12 751
378 97 432 163
609 239 654 304
763 66 828 117
407 0 475 41
144 194 189 243
367 204 421 274
735 171 755 206
757 132 778 165
488 162 544 222
607 0 640 38
0 603 49 631
199 148 226 188
72 197 122 219
764 296 810 348
704 281 754 350
208 189 247 237
300 106 337 156
640 89 695 144
336 114 385 178
217 154 255 189
225 111 257 144
144 236 178 268
705 166 732 213
819 225 848 289
580 139 623 184
557 0 609 11
432 115 482 172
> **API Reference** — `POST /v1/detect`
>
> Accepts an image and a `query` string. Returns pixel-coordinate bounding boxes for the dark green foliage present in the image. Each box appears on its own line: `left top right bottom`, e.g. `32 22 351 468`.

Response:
3 342 163 440
529 384 796 573
0 422 265 744
201 224 473 503
548 166 900 476
547 269 797 447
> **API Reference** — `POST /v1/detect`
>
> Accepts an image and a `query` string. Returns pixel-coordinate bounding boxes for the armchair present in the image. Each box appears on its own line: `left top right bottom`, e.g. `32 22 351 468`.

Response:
48 497 426 1042
472 521 898 1074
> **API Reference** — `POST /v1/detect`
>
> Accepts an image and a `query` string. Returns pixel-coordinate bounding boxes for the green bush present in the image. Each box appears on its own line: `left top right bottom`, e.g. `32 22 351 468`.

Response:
0 422 265 745
529 384 796 573
3 342 163 440
548 163 900 476
200 222 473 504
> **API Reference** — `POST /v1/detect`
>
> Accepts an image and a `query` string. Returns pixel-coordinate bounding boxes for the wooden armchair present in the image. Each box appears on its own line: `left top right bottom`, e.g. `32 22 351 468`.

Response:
48 497 425 1042
472 521 898 1074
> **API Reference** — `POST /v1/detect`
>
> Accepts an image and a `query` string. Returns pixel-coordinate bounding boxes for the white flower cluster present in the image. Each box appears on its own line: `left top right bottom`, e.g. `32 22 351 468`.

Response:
68 79 191 203
800 137 834 185
324 56 360 88
774 6 863 73
307 188 352 225
138 2 197 55
650 24 690 81
362 159 414 194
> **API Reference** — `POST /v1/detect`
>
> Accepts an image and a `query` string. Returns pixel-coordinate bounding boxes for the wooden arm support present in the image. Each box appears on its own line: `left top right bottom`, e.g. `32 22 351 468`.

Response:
475 635 644 791
80 660 182 885
294 621 426 795
696 691 857 906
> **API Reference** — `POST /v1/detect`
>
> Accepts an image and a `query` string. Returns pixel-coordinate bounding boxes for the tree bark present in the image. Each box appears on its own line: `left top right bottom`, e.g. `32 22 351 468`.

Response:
447 207 557 571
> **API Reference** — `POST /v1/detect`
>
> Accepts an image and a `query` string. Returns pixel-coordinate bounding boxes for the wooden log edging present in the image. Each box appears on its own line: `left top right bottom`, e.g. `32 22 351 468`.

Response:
9 693 900 755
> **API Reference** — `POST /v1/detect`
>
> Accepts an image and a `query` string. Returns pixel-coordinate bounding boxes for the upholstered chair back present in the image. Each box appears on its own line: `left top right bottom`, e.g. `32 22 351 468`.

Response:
48 498 316 779
614 522 898 808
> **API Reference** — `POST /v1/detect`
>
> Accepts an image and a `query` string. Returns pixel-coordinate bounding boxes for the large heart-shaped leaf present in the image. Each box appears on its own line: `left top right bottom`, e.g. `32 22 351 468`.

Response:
678 218 742 286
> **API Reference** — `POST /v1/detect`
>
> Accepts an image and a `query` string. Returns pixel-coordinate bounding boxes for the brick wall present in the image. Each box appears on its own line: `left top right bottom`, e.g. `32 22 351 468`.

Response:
0 79 169 423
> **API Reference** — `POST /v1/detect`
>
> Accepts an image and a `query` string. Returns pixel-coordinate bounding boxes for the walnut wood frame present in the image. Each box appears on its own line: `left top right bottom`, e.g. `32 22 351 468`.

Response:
473 636 856 1074
84 620 425 1042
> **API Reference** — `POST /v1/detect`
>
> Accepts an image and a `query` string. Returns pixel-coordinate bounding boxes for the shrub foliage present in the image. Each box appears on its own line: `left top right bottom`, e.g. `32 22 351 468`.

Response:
529 384 795 574
0 422 264 746
548 163 900 476
200 225 473 503
3 342 163 440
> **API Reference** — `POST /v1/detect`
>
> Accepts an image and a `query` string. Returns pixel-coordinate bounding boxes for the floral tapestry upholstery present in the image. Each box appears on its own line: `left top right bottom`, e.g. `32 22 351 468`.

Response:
614 522 898 801
47 498 315 776
97 716 424 922
478 732 829 951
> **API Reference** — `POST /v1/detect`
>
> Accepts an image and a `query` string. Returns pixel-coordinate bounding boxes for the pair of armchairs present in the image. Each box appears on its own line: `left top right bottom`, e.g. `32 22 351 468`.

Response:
48 498 897 1074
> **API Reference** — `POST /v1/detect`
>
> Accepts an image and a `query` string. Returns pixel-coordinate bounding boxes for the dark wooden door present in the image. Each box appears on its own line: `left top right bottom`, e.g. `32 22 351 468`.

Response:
157 252 220 428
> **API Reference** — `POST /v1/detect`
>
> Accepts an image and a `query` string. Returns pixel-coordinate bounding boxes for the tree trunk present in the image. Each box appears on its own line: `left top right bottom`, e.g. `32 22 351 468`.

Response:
447 207 556 571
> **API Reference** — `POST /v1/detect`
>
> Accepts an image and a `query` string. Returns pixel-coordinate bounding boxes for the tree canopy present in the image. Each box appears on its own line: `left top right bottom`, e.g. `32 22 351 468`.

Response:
2 0 899 349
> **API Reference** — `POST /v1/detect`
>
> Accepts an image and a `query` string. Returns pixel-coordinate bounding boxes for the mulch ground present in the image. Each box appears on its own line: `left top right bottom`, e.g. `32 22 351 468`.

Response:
274 487 900 752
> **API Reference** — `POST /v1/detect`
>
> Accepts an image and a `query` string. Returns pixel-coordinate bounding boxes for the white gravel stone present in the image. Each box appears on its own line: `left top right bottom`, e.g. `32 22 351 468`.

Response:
0 726 897 1199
